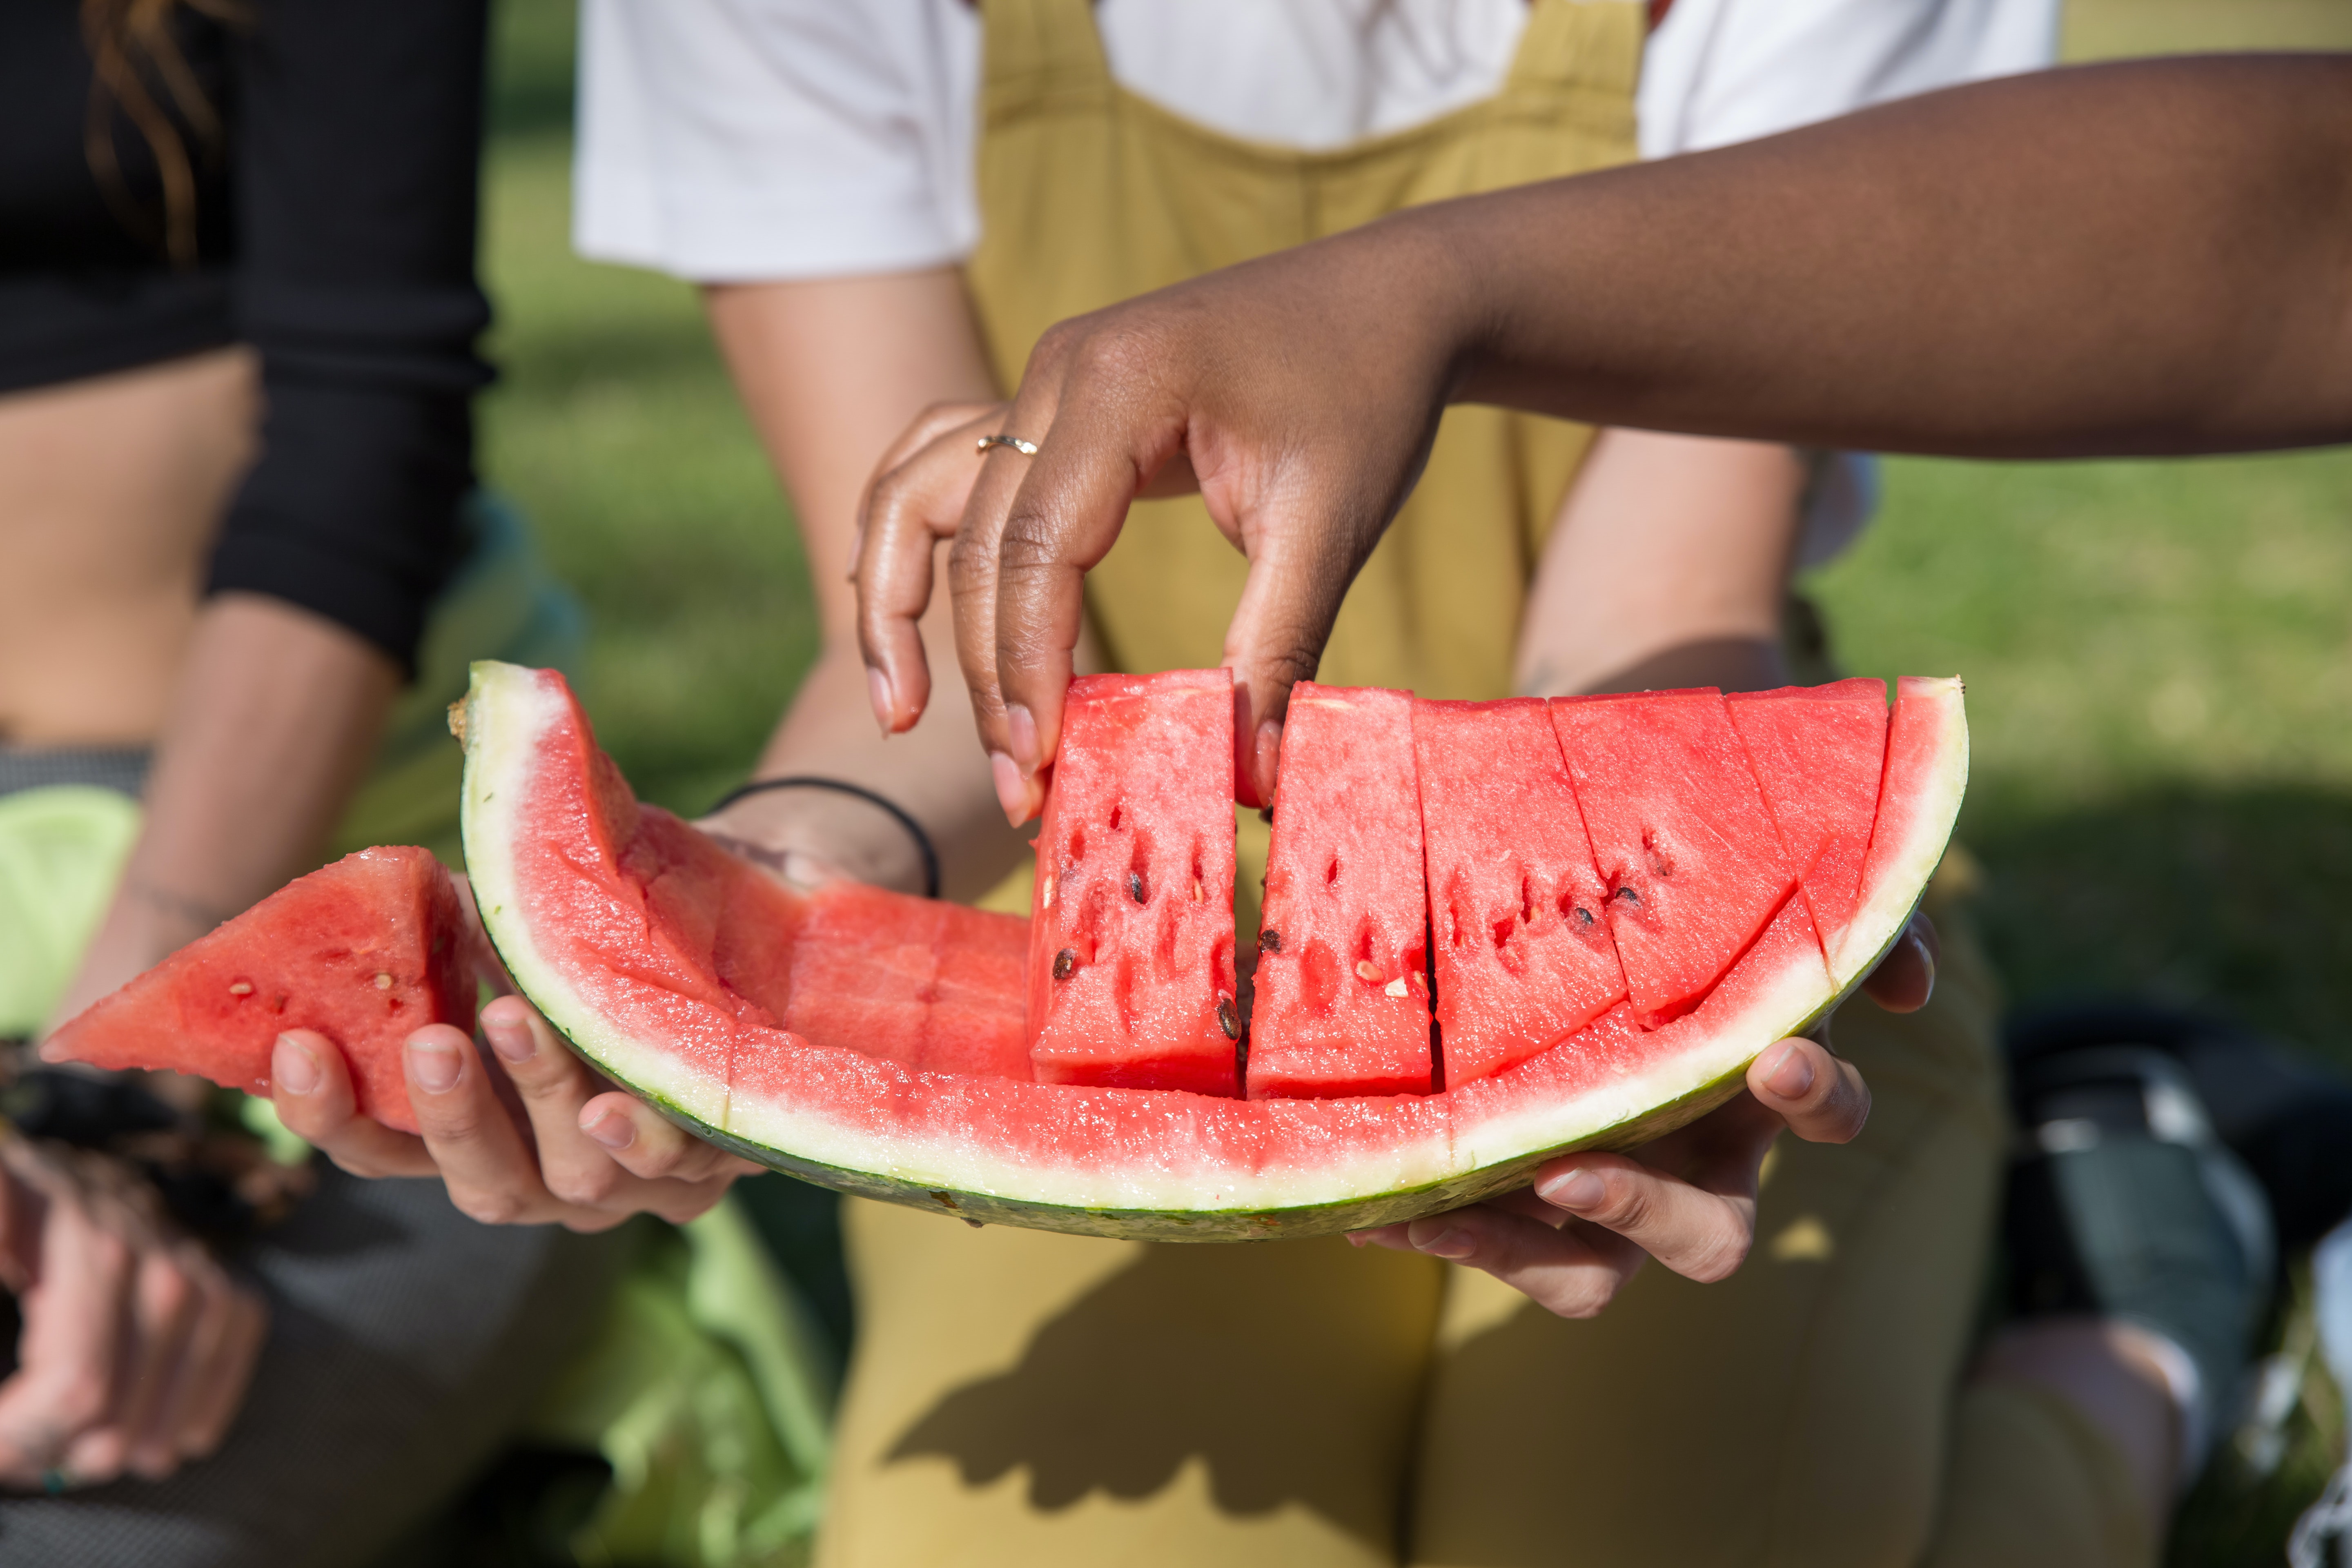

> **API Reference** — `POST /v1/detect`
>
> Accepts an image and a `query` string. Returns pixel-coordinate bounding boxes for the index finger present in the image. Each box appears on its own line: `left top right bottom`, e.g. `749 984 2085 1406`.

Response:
970 343 1193 821
854 402 1006 734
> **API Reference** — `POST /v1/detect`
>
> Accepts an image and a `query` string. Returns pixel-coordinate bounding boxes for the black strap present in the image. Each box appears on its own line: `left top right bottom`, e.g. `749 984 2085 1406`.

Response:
706 776 941 900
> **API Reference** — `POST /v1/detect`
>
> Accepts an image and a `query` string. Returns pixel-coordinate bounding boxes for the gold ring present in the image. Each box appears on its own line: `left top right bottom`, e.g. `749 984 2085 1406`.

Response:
976 434 1039 457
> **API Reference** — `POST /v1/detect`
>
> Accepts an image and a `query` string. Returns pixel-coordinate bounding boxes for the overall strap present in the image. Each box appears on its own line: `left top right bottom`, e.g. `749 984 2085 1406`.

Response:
979 0 1115 125
1496 0 1646 109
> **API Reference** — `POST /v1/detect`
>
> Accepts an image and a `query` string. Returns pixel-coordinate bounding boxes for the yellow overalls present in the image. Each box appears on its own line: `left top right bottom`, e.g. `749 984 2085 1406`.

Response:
819 4 2149 1564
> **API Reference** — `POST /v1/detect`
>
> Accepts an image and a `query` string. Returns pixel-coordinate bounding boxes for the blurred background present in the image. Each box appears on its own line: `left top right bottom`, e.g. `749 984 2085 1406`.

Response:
477 2 2352 1561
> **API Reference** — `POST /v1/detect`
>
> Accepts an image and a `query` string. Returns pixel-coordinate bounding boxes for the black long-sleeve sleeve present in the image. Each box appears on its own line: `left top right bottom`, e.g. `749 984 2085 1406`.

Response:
202 0 495 670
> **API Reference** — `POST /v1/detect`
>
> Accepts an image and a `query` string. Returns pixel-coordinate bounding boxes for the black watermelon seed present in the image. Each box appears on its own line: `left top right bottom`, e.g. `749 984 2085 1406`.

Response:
1128 871 1146 903
1613 886 1640 905
1259 928 1282 953
1217 996 1241 1040
1574 906 1595 926
1052 947 1077 980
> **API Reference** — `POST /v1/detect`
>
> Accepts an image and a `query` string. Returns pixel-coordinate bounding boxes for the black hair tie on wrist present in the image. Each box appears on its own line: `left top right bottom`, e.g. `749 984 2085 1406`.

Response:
706 776 942 900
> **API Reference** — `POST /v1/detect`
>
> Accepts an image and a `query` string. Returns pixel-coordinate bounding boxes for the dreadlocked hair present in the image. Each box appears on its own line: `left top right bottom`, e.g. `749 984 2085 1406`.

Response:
80 0 245 269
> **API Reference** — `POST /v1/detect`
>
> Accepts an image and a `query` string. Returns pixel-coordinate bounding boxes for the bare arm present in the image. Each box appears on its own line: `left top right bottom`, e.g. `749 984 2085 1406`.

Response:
1516 430 1804 700
45 595 399 1030
698 271 1029 900
853 52 2352 816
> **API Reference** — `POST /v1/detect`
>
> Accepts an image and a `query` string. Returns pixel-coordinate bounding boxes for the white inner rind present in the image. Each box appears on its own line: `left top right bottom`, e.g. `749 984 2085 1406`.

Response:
462 664 731 1128
1829 678 1969 989
466 662 1967 1217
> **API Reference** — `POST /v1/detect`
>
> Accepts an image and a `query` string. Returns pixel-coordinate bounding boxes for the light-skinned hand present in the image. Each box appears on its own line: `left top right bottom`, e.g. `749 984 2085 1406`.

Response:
1347 911 1937 1316
268 997 757 1233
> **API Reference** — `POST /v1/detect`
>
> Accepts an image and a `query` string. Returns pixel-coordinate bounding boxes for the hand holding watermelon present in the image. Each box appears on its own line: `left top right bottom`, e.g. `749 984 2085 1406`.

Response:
265 991 757 1233
1348 911 1936 1318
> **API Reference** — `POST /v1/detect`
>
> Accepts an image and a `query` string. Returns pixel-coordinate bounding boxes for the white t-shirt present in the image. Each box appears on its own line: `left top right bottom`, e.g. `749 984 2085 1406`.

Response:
573 0 2055 565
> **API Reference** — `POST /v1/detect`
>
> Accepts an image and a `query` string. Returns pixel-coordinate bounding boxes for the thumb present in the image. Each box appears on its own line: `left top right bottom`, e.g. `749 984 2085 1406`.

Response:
1216 470 1413 805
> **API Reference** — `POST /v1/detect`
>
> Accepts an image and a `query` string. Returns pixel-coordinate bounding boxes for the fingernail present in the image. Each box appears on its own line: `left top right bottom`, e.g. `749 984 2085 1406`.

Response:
486 1014 536 1065
1909 931 1938 1005
582 1110 635 1151
407 1036 463 1094
1254 719 1283 804
1539 1167 1606 1212
1417 1226 1476 1261
1764 1042 1816 1100
866 666 895 730
273 1033 319 1096
989 751 1027 823
1006 704 1041 775
1345 1231 1367 1247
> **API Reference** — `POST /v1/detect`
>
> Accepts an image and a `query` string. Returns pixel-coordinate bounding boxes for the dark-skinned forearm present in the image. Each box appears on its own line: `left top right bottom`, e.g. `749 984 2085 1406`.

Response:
1402 54 2352 457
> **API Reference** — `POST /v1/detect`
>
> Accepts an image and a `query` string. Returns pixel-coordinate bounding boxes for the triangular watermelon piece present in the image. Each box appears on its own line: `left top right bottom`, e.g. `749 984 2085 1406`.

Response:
1551 688 1798 1029
1248 684 1432 1098
1725 678 1889 958
1027 670 1240 1096
1414 697 1627 1088
44 846 475 1133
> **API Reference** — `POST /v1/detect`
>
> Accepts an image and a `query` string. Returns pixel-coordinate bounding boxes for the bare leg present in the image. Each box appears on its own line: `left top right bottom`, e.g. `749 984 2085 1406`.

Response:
1972 1317 2184 1540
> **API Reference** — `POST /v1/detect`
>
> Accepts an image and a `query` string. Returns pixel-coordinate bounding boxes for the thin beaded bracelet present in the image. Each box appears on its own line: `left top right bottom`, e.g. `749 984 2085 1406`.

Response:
706 776 941 900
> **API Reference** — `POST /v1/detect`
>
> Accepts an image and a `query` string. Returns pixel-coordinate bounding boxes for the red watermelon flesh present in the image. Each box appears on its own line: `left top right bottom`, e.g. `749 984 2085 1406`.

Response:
923 905 1032 1079
43 846 475 1133
785 883 1030 1081
1248 684 1432 1099
1725 679 1888 957
1552 688 1798 1029
1414 697 1628 1088
1027 670 1241 1096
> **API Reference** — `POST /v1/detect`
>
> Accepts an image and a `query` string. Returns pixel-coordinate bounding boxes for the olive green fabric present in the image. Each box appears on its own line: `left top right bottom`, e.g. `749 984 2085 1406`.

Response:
966 0 1640 702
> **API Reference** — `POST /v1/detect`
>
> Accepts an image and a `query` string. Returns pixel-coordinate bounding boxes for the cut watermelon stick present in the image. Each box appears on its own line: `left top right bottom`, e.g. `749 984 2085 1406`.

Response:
1414 697 1627 1088
44 847 475 1134
1725 678 1889 962
1830 676 1969 988
1027 670 1241 1096
1249 684 1433 1098
1552 688 1798 1029
461 662 1964 1241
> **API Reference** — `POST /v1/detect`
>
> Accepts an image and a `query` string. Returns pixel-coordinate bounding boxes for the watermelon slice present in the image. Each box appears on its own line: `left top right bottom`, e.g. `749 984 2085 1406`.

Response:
1414 697 1628 1089
44 846 476 1133
1025 670 1240 1096
1725 678 1889 959
1249 684 1432 1099
1552 689 1800 1029
460 662 1966 1240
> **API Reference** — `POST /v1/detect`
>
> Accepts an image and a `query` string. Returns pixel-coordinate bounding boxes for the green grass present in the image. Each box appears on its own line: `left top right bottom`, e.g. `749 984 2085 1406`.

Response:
476 2 2349 1561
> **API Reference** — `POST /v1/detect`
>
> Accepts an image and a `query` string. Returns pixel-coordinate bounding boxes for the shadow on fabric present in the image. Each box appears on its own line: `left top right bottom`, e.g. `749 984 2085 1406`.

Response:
884 1234 1440 1548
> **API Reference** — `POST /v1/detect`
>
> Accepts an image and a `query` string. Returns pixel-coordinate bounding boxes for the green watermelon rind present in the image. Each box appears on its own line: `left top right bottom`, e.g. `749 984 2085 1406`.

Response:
460 662 1964 1243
